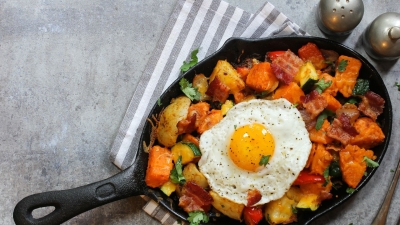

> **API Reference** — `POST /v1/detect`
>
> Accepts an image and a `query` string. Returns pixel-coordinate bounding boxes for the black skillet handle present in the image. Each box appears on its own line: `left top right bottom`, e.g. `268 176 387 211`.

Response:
13 163 148 225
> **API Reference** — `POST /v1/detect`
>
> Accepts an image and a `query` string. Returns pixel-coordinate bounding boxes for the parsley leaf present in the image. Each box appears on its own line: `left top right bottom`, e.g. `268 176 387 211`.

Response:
315 78 332 94
180 48 199 72
395 82 400 91
337 59 348 72
315 110 335 130
362 156 379 168
346 187 356 194
323 166 330 187
170 156 186 184
187 211 209 225
352 79 370 95
179 78 201 101
259 155 271 166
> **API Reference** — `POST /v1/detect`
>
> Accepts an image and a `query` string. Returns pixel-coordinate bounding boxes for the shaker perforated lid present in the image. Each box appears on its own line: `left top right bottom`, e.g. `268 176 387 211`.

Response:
363 12 400 60
317 0 364 35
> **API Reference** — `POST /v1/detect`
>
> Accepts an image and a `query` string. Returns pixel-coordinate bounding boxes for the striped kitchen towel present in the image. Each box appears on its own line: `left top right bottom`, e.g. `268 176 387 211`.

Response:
109 0 307 224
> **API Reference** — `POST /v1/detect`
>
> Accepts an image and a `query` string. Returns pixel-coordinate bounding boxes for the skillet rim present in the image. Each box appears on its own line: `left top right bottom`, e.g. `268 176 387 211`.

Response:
139 35 393 225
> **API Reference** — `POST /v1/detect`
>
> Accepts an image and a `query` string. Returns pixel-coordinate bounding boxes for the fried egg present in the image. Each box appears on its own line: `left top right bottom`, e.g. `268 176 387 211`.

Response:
198 98 311 206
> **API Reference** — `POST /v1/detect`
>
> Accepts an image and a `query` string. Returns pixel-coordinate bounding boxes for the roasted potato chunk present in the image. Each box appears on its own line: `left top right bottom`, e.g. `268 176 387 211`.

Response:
264 194 297 225
209 191 244 221
209 60 245 94
182 163 209 189
156 96 191 147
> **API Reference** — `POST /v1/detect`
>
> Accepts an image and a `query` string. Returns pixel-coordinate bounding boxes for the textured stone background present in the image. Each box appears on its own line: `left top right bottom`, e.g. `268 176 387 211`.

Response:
1 0 399 224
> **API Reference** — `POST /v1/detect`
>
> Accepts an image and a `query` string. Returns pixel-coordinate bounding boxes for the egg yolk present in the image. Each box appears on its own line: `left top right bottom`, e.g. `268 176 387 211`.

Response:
229 123 275 172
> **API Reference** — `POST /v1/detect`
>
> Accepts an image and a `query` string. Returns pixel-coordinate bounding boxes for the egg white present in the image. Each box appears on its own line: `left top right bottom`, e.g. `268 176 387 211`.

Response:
198 98 311 206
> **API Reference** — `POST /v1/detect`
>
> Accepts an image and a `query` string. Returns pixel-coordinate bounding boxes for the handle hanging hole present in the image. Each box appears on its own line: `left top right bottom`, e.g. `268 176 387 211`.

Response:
32 206 56 219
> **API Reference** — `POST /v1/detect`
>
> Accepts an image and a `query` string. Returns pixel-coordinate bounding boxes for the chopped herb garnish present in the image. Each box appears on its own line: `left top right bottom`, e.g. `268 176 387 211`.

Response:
170 156 186 184
259 155 271 166
337 59 348 72
157 98 162 106
291 205 298 214
180 48 199 72
187 211 209 225
352 79 370 95
391 169 395 173
179 78 201 101
364 172 368 176
315 78 332 94
323 166 330 187
362 156 379 168
234 124 237 130
324 60 335 67
315 110 335 130
346 187 356 194
292 103 299 108
255 91 269 98
395 82 400 91
347 97 359 104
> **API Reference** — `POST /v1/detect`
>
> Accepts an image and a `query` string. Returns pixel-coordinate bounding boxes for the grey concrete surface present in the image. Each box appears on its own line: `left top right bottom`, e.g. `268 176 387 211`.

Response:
1 0 399 225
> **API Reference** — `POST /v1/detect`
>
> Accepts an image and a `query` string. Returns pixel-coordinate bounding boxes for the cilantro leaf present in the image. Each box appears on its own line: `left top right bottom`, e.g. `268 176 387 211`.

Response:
291 205 298 214
187 211 209 225
157 98 162 106
391 169 395 173
322 166 330 187
337 59 348 72
315 110 335 130
170 156 186 184
292 103 299 108
346 97 359 104
362 156 379 168
180 48 199 72
259 155 271 166
315 78 332 94
352 79 370 95
346 187 356 194
179 78 201 101
395 82 400 91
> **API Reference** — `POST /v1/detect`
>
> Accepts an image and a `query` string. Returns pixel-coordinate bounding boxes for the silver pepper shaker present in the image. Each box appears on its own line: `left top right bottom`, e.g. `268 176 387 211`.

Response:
362 12 400 61
316 0 364 36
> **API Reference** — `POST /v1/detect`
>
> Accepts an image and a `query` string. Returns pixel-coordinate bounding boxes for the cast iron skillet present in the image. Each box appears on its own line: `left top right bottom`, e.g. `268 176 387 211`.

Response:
13 36 392 225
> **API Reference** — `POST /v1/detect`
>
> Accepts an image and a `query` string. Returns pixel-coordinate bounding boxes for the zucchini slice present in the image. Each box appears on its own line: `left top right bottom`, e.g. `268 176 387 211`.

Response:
295 61 319 92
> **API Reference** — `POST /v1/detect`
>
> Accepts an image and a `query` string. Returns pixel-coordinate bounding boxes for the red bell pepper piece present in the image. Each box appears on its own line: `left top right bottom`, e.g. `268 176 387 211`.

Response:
293 170 325 185
266 51 286 61
243 206 263 225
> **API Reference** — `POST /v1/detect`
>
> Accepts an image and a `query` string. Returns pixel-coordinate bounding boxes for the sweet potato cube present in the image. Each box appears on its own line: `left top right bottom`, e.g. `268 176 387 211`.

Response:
309 143 333 176
145 146 173 188
335 55 362 97
339 145 375 188
322 92 342 112
308 119 334 144
349 117 385 149
246 62 279 93
272 82 305 104
298 42 328 70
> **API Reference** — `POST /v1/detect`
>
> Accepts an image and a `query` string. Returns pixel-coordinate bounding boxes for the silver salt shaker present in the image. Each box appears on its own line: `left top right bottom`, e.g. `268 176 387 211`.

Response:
316 0 364 36
362 12 400 61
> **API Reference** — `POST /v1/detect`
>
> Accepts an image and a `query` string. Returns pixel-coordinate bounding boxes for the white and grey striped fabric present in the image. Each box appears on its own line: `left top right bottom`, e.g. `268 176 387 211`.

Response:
109 0 306 224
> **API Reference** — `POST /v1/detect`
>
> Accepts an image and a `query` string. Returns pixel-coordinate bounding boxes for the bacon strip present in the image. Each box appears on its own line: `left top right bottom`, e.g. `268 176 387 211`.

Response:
301 90 328 119
271 50 304 84
206 76 230 103
246 189 262 207
358 91 385 121
338 114 359 136
299 108 316 131
178 181 213 213
326 118 353 145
